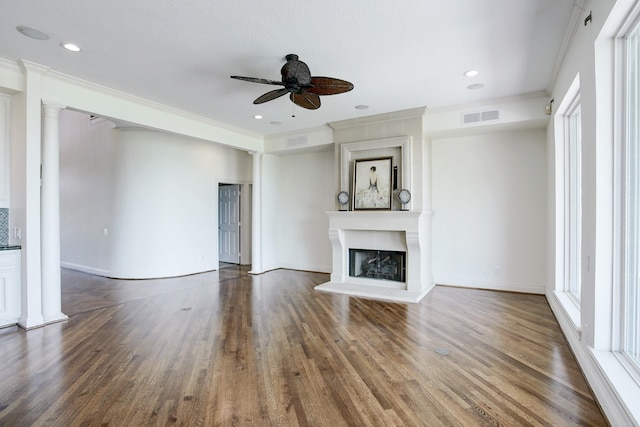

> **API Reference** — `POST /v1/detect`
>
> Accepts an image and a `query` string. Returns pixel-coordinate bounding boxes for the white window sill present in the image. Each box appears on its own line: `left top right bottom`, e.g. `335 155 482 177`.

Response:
552 290 582 339
589 348 640 426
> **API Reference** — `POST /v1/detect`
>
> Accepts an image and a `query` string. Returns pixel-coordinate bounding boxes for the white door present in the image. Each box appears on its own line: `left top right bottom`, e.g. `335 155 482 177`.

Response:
219 184 241 264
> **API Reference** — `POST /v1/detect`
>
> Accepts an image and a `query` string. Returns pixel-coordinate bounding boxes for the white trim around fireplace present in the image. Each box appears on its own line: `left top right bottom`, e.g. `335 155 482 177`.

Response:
340 136 412 212
315 210 434 303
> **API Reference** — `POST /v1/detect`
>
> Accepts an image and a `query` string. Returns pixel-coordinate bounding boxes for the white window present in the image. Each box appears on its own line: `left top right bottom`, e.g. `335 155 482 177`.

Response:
554 74 582 329
565 99 582 304
621 16 640 379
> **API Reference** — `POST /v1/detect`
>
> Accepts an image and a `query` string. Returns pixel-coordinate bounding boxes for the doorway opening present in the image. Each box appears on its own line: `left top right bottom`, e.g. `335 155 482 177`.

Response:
218 183 251 268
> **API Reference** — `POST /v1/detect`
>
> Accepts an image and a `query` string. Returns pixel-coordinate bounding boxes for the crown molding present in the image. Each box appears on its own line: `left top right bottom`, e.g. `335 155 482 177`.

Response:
18 59 50 75
44 68 262 141
0 59 23 94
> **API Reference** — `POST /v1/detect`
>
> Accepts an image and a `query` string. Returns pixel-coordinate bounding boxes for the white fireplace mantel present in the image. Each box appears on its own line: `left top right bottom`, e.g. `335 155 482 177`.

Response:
326 210 425 232
315 211 434 303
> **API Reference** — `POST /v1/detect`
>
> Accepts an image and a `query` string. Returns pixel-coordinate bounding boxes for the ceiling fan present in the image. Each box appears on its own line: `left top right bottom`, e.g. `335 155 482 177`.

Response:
231 54 354 110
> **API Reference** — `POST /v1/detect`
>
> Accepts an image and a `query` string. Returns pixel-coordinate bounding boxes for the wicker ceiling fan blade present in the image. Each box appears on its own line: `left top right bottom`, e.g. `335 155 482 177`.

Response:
253 88 290 104
290 92 321 110
307 77 354 95
230 76 284 86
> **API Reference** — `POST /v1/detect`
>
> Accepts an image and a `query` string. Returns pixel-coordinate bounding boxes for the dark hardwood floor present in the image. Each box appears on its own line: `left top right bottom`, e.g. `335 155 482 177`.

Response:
0 267 607 426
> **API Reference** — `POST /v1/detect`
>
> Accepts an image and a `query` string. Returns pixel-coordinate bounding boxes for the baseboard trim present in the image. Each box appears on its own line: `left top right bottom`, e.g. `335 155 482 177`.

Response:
61 261 110 277
434 277 545 294
547 291 639 427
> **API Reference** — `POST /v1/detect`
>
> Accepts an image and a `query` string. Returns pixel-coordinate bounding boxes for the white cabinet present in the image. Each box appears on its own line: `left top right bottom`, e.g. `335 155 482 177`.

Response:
0 249 21 327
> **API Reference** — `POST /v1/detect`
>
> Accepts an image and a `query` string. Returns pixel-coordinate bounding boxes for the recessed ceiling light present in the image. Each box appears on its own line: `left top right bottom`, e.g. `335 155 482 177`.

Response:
355 105 369 110
463 70 479 77
16 26 49 40
270 121 282 125
467 83 485 90
253 115 263 119
61 42 82 52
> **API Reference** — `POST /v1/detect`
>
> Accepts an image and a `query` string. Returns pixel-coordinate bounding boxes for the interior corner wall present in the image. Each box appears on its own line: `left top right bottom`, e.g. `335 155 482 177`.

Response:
59 110 252 278
280 148 334 272
260 148 334 273
432 128 547 294
59 111 115 275
259 153 283 272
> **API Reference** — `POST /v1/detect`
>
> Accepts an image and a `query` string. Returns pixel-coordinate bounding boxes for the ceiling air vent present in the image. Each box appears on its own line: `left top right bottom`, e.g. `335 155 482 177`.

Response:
462 109 500 125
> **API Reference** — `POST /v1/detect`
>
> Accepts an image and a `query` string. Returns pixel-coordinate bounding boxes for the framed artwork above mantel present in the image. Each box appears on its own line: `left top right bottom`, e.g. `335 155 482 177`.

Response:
353 157 392 210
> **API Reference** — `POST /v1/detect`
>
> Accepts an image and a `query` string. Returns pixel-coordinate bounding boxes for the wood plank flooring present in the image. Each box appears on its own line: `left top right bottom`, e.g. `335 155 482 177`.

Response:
0 267 607 426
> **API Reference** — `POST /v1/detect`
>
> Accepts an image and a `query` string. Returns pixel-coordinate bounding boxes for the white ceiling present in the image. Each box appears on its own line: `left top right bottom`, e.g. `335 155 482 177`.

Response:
0 0 577 137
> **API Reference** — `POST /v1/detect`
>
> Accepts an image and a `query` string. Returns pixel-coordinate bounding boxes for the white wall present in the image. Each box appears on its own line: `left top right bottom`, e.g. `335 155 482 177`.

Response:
59 110 252 278
260 153 283 272
279 148 334 272
432 128 547 294
59 113 115 275
260 148 334 273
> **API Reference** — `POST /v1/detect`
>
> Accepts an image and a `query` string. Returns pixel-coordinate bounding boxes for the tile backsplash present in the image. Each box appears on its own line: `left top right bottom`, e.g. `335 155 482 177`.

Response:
0 208 8 245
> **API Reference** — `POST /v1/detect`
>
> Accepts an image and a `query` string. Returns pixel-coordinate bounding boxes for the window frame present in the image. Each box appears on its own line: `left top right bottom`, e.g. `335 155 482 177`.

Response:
554 73 583 331
616 10 640 384
565 98 582 305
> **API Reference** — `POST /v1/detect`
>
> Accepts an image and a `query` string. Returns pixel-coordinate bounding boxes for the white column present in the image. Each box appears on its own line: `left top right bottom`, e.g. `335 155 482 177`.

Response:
17 61 48 329
248 151 263 274
41 102 68 324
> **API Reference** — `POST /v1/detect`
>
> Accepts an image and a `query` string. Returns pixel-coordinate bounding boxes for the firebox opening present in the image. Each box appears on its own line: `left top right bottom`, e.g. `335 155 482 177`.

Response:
349 249 406 282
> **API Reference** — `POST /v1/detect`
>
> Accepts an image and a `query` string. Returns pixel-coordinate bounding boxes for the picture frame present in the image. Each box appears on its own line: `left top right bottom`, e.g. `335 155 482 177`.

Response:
353 157 392 210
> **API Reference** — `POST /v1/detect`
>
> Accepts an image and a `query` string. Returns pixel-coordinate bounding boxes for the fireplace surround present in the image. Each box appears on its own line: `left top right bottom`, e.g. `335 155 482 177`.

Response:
315 210 433 303
314 110 433 303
